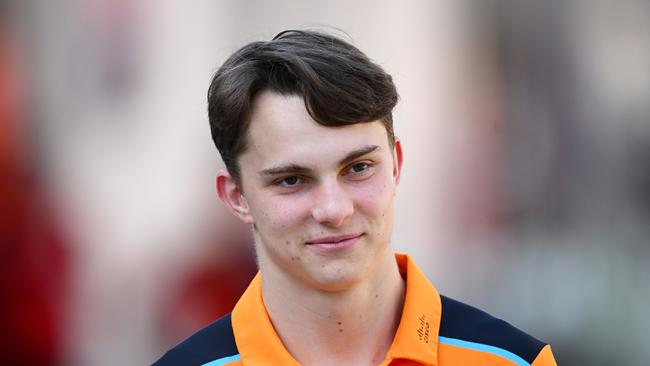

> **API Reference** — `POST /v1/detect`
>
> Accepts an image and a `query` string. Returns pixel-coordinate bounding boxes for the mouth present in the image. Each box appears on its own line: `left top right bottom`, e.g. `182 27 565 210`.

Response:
305 233 363 252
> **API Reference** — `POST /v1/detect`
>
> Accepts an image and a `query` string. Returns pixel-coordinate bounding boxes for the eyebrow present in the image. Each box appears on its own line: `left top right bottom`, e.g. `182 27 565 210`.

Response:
258 144 381 177
339 144 380 166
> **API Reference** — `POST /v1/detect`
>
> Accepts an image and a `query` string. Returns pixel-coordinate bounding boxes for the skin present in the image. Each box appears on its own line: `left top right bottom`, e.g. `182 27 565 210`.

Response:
216 91 405 365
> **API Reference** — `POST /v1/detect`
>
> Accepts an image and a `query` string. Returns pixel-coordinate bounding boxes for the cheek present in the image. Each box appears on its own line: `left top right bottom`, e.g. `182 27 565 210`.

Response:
353 170 395 219
253 195 311 233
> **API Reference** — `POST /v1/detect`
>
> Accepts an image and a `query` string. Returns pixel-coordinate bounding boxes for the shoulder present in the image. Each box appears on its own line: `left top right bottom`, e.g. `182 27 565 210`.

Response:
439 295 548 364
152 313 239 366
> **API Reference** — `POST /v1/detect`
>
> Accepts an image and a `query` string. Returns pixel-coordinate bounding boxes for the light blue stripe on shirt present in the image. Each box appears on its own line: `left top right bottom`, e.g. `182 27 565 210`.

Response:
202 354 241 366
438 336 530 366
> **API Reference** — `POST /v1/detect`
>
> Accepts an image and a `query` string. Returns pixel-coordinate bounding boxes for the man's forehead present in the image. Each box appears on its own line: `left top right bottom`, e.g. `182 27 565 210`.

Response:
243 92 389 160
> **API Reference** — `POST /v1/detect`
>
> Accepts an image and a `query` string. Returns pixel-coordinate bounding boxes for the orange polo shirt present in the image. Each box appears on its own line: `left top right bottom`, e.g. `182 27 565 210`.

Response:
154 253 557 365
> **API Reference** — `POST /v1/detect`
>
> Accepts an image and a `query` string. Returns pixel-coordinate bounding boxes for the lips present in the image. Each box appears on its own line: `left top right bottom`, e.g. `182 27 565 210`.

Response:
306 233 363 252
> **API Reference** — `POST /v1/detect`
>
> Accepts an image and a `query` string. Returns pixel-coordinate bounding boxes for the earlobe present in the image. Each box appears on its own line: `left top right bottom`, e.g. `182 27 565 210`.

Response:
392 139 404 186
216 170 255 224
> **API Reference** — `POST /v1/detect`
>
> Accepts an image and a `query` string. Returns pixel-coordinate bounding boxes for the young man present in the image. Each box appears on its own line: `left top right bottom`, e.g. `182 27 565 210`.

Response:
154 30 557 366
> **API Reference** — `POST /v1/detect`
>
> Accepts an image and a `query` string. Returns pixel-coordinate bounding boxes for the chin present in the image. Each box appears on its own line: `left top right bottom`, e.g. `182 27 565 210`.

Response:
304 265 368 293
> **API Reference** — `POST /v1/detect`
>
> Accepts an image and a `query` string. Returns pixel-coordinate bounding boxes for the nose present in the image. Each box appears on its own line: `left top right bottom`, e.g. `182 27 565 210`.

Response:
310 178 354 228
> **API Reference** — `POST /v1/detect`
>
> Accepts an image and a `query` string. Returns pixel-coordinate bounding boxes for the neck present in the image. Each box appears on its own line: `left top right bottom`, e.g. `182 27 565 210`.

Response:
260 252 406 366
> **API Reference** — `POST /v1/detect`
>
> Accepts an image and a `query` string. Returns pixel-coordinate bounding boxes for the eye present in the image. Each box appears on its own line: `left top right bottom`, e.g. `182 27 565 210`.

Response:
345 162 375 180
349 162 370 174
275 176 301 187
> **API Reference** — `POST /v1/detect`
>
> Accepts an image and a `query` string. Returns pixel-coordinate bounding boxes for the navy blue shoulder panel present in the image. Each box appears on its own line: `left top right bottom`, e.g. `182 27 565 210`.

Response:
439 295 546 363
152 313 238 366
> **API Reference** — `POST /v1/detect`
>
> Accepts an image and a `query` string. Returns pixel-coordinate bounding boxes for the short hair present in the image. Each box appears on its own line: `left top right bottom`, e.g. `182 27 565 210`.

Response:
207 29 399 185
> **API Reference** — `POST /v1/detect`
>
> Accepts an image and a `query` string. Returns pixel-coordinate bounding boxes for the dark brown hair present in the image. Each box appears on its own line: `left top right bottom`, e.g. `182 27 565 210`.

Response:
207 29 399 184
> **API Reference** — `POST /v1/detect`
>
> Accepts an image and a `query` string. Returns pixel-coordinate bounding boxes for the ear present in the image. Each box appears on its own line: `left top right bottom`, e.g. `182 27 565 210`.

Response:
392 138 404 186
216 169 255 224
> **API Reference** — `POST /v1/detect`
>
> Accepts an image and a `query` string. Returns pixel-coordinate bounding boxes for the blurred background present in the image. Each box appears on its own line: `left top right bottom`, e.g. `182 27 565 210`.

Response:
1 0 649 365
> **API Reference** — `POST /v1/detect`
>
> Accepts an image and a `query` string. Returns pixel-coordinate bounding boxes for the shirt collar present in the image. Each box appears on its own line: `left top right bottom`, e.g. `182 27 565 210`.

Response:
232 273 301 365
231 253 441 365
383 253 440 365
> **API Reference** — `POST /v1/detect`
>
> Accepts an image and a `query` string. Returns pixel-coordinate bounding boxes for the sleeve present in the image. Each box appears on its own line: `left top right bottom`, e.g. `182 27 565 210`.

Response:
531 344 558 366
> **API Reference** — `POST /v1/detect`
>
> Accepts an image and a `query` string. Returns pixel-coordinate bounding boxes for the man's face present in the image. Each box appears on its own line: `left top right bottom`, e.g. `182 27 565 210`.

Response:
226 91 402 292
